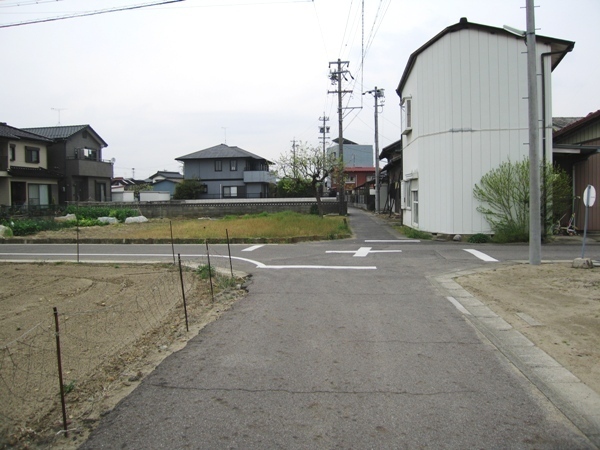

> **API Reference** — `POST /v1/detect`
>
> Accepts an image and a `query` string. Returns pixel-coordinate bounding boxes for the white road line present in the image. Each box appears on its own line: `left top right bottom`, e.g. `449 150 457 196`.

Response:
365 239 421 243
326 247 403 257
242 245 265 252
0 253 377 270
446 297 472 315
463 249 498 262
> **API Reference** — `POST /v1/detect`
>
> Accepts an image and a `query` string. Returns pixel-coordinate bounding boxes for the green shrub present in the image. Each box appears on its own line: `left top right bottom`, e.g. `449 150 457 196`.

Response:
196 264 215 279
468 233 491 243
309 204 320 215
491 223 529 243
65 206 137 222
398 225 432 240
7 218 69 236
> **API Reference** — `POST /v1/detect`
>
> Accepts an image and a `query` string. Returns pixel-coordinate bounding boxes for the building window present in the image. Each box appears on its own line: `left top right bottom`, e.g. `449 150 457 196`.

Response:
230 160 237 171
223 186 238 198
402 97 412 134
82 148 97 160
215 160 222 172
95 182 106 201
25 146 40 164
411 189 419 225
9 144 15 161
28 184 50 206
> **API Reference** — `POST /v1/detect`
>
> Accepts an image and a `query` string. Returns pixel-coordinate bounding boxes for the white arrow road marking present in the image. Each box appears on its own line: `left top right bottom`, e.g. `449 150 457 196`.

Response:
326 247 403 257
242 245 265 252
463 249 498 262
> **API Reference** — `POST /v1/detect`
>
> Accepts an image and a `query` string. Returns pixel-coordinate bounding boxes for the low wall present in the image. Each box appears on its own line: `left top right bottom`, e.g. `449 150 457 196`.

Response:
69 198 342 218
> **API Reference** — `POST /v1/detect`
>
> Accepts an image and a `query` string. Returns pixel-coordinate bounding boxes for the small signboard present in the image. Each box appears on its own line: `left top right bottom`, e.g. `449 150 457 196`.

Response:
583 185 596 207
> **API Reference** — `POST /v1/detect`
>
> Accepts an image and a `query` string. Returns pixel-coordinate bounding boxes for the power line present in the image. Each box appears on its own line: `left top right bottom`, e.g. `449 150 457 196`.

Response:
0 0 185 29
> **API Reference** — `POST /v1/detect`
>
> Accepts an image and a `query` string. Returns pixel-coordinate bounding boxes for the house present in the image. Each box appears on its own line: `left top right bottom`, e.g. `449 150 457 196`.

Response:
327 138 374 168
0 122 61 208
390 17 573 235
379 140 403 214
146 171 183 198
22 125 112 203
553 110 600 231
176 144 274 199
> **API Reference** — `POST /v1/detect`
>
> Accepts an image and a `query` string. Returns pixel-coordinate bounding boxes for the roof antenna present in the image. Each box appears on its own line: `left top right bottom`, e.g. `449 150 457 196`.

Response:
221 127 228 145
51 107 67 125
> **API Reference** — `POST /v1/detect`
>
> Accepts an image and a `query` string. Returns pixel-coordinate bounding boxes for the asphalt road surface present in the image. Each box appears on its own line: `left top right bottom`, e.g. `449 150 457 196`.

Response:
2 208 597 448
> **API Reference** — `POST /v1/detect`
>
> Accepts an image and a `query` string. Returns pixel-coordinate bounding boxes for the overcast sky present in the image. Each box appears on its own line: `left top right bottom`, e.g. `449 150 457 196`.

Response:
2 0 598 179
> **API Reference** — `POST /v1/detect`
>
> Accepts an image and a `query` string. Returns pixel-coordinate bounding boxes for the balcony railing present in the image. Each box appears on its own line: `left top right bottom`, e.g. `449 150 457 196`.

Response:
243 170 275 184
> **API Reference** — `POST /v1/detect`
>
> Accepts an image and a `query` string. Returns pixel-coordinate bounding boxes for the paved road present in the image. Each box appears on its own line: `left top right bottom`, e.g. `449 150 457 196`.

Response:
2 209 598 448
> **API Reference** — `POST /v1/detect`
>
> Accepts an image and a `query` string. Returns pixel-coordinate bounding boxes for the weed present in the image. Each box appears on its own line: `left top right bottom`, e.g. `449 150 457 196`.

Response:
468 233 491 243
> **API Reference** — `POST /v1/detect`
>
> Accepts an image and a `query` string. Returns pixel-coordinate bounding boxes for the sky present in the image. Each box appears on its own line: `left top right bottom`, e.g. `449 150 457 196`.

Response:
1 0 599 180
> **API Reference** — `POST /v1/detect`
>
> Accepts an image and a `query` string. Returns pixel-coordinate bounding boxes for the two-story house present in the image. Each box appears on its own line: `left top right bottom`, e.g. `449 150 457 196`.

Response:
23 125 112 203
176 144 273 199
0 122 61 207
388 17 573 235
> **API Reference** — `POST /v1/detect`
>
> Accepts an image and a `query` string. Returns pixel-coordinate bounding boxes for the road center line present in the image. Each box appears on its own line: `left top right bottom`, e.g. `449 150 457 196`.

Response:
365 239 421 243
463 249 498 262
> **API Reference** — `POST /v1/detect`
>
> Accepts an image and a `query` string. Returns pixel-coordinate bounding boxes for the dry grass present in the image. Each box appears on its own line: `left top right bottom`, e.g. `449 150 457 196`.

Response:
24 212 351 242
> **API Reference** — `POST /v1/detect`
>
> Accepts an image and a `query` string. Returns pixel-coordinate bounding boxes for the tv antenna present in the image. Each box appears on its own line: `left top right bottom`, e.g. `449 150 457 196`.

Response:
51 108 67 125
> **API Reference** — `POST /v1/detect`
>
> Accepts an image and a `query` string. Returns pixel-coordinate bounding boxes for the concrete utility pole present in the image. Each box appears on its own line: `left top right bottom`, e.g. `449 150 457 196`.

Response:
364 87 384 213
290 138 298 179
328 59 352 214
526 0 541 265
318 114 330 193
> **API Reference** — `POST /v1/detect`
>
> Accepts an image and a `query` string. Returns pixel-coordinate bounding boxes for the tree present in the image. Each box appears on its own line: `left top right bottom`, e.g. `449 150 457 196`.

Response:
173 179 206 200
276 142 343 217
473 159 572 242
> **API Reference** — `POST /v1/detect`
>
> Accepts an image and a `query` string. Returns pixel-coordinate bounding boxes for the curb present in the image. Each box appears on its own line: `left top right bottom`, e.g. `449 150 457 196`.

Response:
430 266 600 448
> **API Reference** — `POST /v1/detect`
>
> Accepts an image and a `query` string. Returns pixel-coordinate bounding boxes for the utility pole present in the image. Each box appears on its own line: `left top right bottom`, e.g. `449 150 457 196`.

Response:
318 114 330 193
526 0 541 265
364 87 385 213
290 138 298 179
328 59 352 214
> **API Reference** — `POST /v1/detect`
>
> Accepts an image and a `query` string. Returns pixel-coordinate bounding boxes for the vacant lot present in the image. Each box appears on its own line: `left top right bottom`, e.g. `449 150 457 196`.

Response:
0 262 245 449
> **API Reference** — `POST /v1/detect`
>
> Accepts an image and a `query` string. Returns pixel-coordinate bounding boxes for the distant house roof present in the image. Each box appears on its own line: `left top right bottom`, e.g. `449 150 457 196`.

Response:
7 165 62 178
344 166 375 173
552 117 584 132
148 171 183 180
553 110 600 140
331 137 359 145
176 144 271 163
397 17 575 97
0 122 52 143
22 125 108 147
111 177 147 187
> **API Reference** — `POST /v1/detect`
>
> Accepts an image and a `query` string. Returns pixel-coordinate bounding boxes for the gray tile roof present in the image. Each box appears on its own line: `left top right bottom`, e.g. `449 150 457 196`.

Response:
22 125 108 147
176 144 270 162
0 122 52 142
7 165 62 178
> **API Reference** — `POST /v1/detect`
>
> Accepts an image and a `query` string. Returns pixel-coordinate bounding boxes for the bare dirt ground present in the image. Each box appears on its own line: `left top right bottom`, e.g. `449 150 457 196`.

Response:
0 262 246 449
456 263 600 395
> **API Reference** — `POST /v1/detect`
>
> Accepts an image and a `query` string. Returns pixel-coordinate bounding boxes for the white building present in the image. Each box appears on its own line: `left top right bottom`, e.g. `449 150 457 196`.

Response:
396 18 574 235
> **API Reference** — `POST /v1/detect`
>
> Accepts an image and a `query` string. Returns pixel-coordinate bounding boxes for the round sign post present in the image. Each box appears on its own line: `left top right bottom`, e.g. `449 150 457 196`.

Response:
581 185 596 259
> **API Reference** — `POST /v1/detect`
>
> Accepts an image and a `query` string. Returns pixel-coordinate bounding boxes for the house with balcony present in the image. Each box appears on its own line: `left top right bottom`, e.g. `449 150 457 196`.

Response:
176 144 274 199
392 17 573 235
22 125 112 203
0 122 61 208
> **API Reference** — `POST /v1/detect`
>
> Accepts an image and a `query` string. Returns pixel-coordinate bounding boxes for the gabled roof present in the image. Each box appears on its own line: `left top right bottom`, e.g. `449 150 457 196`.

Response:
553 110 600 139
148 171 183 180
22 125 108 147
397 17 575 97
0 122 52 143
552 117 583 132
176 144 271 163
